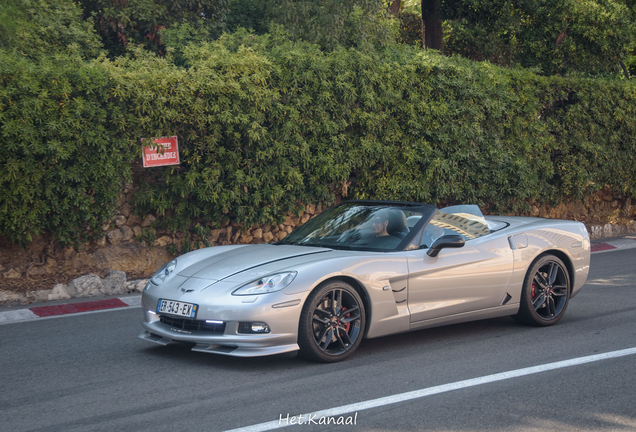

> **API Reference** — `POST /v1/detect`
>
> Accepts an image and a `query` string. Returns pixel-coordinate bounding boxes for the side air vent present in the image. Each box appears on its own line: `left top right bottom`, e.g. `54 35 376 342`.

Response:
389 278 408 305
501 293 512 305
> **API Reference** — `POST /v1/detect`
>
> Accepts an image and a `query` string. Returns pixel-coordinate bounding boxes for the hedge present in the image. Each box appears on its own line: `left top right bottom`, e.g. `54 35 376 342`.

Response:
1 30 635 246
0 50 133 246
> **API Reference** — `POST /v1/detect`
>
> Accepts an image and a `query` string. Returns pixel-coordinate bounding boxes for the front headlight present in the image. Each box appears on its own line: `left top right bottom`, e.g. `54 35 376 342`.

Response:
150 259 177 285
232 272 297 296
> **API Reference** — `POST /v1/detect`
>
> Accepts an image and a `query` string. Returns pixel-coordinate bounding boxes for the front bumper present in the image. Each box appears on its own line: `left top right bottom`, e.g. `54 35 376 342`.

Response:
138 282 305 357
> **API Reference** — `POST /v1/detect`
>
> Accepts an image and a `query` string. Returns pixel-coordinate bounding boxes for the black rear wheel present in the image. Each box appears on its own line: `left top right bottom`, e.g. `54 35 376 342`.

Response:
298 280 365 362
514 254 570 326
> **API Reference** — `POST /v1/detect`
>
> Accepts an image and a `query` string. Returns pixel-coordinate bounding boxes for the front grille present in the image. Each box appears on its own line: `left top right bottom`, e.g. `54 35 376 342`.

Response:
159 315 226 334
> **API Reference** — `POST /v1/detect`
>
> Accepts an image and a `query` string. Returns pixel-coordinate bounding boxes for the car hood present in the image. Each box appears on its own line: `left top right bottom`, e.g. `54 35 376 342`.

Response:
177 244 331 284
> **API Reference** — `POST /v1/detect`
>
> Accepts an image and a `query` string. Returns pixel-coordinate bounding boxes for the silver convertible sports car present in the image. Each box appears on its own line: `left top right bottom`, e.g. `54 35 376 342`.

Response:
139 200 590 362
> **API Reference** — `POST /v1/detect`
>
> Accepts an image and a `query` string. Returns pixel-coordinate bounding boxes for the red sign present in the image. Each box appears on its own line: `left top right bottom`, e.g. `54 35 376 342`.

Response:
142 136 180 167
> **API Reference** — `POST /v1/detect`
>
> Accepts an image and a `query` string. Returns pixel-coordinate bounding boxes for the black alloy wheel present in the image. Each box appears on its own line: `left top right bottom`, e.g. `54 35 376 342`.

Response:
298 280 365 362
514 254 570 326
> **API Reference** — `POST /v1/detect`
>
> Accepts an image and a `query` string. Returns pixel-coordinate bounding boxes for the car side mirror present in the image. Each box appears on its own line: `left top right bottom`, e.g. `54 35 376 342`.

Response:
427 235 465 257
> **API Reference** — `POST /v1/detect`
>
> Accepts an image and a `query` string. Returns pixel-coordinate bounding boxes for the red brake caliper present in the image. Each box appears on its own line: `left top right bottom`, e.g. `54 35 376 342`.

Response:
531 282 537 299
340 306 350 337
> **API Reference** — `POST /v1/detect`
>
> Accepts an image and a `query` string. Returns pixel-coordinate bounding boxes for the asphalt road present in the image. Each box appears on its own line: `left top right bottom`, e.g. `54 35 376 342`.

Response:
1 249 635 432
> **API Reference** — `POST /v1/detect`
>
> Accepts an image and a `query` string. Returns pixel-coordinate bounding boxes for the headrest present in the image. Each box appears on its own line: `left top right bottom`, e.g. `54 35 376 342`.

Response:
386 210 408 234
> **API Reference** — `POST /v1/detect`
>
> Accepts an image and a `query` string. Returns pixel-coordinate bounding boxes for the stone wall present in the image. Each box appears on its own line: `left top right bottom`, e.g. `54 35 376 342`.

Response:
147 203 323 249
519 188 636 238
0 272 149 305
0 187 324 299
1 187 635 305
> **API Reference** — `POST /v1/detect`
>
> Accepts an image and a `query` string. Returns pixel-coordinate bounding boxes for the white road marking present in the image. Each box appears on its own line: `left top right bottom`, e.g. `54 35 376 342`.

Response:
223 347 636 432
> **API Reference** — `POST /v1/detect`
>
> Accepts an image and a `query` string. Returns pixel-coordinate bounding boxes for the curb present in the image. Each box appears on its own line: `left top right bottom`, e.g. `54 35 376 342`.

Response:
590 236 636 253
0 295 140 325
2 236 635 326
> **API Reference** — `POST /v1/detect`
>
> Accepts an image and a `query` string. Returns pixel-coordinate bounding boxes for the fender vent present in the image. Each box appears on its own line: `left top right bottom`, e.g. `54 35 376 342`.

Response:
501 293 512 305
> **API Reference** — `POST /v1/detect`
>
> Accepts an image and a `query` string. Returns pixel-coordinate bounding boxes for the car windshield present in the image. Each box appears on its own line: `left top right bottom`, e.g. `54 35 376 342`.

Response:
282 202 435 251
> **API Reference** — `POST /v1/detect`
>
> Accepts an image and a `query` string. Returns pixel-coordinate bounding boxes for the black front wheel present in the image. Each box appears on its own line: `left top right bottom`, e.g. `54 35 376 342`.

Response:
298 281 366 362
514 254 570 326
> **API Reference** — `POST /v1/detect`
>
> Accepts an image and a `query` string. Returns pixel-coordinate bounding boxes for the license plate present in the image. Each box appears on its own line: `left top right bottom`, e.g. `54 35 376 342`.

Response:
157 299 198 318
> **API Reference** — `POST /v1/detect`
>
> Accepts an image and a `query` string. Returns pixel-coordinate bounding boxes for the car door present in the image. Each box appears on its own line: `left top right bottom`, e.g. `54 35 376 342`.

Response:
406 210 514 323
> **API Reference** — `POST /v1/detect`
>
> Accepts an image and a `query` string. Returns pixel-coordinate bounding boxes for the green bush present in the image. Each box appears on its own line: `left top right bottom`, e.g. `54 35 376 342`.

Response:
78 0 228 58
120 32 636 232
105 42 290 230
0 51 134 245
1 0 103 60
544 78 636 198
442 0 636 77
2 27 635 247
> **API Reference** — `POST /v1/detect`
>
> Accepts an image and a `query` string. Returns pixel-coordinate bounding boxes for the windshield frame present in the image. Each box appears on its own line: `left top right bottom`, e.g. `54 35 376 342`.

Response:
279 200 438 252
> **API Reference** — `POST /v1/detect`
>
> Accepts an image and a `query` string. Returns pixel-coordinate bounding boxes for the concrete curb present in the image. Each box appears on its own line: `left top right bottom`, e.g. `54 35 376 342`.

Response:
0 277 148 307
2 235 635 325
590 236 636 253
0 295 141 325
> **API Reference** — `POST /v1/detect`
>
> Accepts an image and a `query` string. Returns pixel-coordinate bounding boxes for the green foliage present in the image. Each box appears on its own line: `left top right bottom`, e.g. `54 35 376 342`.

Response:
401 0 421 14
110 32 636 234
397 11 423 47
332 49 558 211
521 0 635 75
442 0 523 66
626 53 636 76
159 21 214 67
0 50 134 246
267 0 397 51
79 0 228 57
543 78 636 197
0 0 103 59
225 0 268 34
0 0 21 49
105 38 293 229
2 21 635 247
623 0 636 76
443 0 636 76
344 4 400 51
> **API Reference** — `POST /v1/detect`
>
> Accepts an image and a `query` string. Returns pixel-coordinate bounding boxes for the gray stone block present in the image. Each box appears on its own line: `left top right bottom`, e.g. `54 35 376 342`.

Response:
68 274 104 297
104 270 127 295
48 284 71 301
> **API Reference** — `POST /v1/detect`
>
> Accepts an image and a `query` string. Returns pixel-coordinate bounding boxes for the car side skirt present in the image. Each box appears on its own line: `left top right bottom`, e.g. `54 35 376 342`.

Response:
408 303 520 332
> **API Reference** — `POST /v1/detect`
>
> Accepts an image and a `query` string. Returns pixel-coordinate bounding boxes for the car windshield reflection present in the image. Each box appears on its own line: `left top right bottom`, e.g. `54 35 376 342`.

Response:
282 202 435 252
